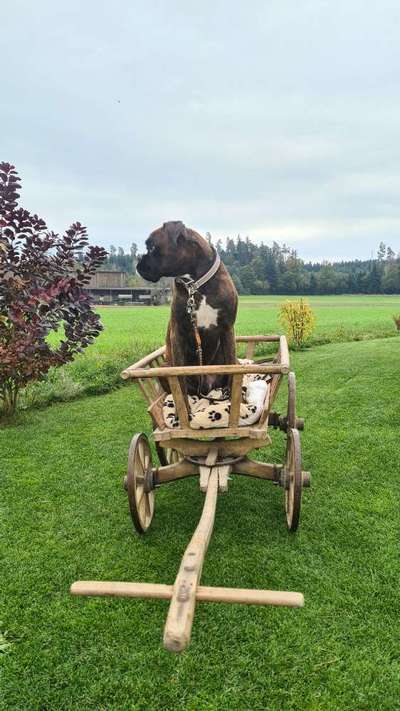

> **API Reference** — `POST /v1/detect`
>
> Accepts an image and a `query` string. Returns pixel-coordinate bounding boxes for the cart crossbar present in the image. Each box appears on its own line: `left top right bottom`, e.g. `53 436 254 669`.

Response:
70 581 304 608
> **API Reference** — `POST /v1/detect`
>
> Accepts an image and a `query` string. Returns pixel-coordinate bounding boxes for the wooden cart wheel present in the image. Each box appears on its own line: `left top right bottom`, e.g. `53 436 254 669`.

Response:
284 428 302 532
287 372 296 429
126 433 155 534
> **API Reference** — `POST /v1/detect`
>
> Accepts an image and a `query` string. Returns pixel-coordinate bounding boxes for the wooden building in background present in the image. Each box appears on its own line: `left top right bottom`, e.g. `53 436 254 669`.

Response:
87 270 128 289
84 270 170 306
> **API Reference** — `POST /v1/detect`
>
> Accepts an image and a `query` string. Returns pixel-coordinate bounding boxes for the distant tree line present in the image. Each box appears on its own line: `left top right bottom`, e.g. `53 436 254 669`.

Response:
215 237 400 295
102 237 400 295
105 243 138 274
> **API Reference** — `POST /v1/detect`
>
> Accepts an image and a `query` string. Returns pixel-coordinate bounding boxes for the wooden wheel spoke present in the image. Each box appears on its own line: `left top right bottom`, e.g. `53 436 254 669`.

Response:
140 493 148 520
138 441 146 470
144 494 151 521
135 458 145 480
136 484 145 506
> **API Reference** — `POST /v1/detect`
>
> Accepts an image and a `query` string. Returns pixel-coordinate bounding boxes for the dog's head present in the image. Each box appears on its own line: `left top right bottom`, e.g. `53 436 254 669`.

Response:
136 221 199 282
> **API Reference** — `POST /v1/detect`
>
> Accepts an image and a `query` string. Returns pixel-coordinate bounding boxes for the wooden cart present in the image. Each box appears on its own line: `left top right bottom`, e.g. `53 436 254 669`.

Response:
71 335 310 652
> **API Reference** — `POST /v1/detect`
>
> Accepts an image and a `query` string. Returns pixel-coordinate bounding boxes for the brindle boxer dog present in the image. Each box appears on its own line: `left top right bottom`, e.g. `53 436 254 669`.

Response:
136 221 238 396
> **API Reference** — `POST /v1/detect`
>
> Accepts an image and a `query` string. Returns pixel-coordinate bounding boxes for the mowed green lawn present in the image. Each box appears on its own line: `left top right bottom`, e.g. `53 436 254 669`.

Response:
93 294 400 357
1 296 400 709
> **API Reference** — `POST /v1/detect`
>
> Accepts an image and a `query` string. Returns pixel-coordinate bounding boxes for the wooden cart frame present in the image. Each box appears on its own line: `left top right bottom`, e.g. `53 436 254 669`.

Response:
71 335 310 652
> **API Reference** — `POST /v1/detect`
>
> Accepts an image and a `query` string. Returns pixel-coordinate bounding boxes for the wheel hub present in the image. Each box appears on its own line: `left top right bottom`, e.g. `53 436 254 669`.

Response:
279 467 290 489
143 467 156 493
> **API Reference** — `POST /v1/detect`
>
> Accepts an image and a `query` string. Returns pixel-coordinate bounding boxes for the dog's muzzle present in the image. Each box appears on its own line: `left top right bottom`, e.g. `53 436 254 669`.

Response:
136 255 161 283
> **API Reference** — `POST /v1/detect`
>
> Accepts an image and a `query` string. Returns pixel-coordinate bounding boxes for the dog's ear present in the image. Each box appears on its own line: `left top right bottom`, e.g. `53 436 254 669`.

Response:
163 221 187 247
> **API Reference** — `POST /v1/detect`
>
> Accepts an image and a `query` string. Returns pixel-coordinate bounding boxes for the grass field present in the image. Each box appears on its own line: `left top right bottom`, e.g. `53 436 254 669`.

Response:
22 294 400 410
81 294 400 358
1 297 400 709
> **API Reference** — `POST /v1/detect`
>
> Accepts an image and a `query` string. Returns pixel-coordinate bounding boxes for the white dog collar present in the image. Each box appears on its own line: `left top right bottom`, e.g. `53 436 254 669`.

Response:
193 252 221 290
175 249 221 294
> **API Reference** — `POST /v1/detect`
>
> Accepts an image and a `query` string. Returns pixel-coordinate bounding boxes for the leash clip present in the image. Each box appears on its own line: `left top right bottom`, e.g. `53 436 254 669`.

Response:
187 294 196 317
184 281 199 320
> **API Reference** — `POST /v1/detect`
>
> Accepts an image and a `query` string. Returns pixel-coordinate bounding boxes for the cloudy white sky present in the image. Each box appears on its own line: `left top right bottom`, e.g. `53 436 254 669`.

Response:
2 1 400 261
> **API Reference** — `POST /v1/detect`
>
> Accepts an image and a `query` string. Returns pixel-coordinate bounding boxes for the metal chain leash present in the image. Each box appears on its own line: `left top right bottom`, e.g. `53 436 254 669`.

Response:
185 282 203 367
175 249 221 371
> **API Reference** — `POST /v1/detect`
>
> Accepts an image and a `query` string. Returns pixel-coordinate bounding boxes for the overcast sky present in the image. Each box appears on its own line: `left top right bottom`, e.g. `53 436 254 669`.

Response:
2 1 400 261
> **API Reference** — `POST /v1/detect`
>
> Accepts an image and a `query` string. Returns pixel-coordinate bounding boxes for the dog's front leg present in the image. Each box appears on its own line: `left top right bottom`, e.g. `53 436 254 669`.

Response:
157 322 173 394
168 325 191 415
220 328 238 394
221 328 237 365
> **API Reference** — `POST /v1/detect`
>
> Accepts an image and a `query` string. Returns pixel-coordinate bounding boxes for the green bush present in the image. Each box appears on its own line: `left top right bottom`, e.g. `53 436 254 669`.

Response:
279 299 316 349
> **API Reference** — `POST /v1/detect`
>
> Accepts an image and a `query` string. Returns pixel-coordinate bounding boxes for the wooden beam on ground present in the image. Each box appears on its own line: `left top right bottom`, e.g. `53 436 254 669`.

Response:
70 581 304 608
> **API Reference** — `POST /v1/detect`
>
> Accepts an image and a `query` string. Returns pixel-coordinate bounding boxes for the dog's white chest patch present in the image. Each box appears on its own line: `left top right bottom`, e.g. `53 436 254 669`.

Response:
195 296 219 328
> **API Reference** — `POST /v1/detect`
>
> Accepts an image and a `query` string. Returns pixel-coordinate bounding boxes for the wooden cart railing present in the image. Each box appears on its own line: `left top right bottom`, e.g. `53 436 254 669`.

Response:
121 335 289 440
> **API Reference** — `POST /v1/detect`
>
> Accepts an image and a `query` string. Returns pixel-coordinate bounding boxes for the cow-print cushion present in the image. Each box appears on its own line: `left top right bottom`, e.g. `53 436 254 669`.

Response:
163 361 271 430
